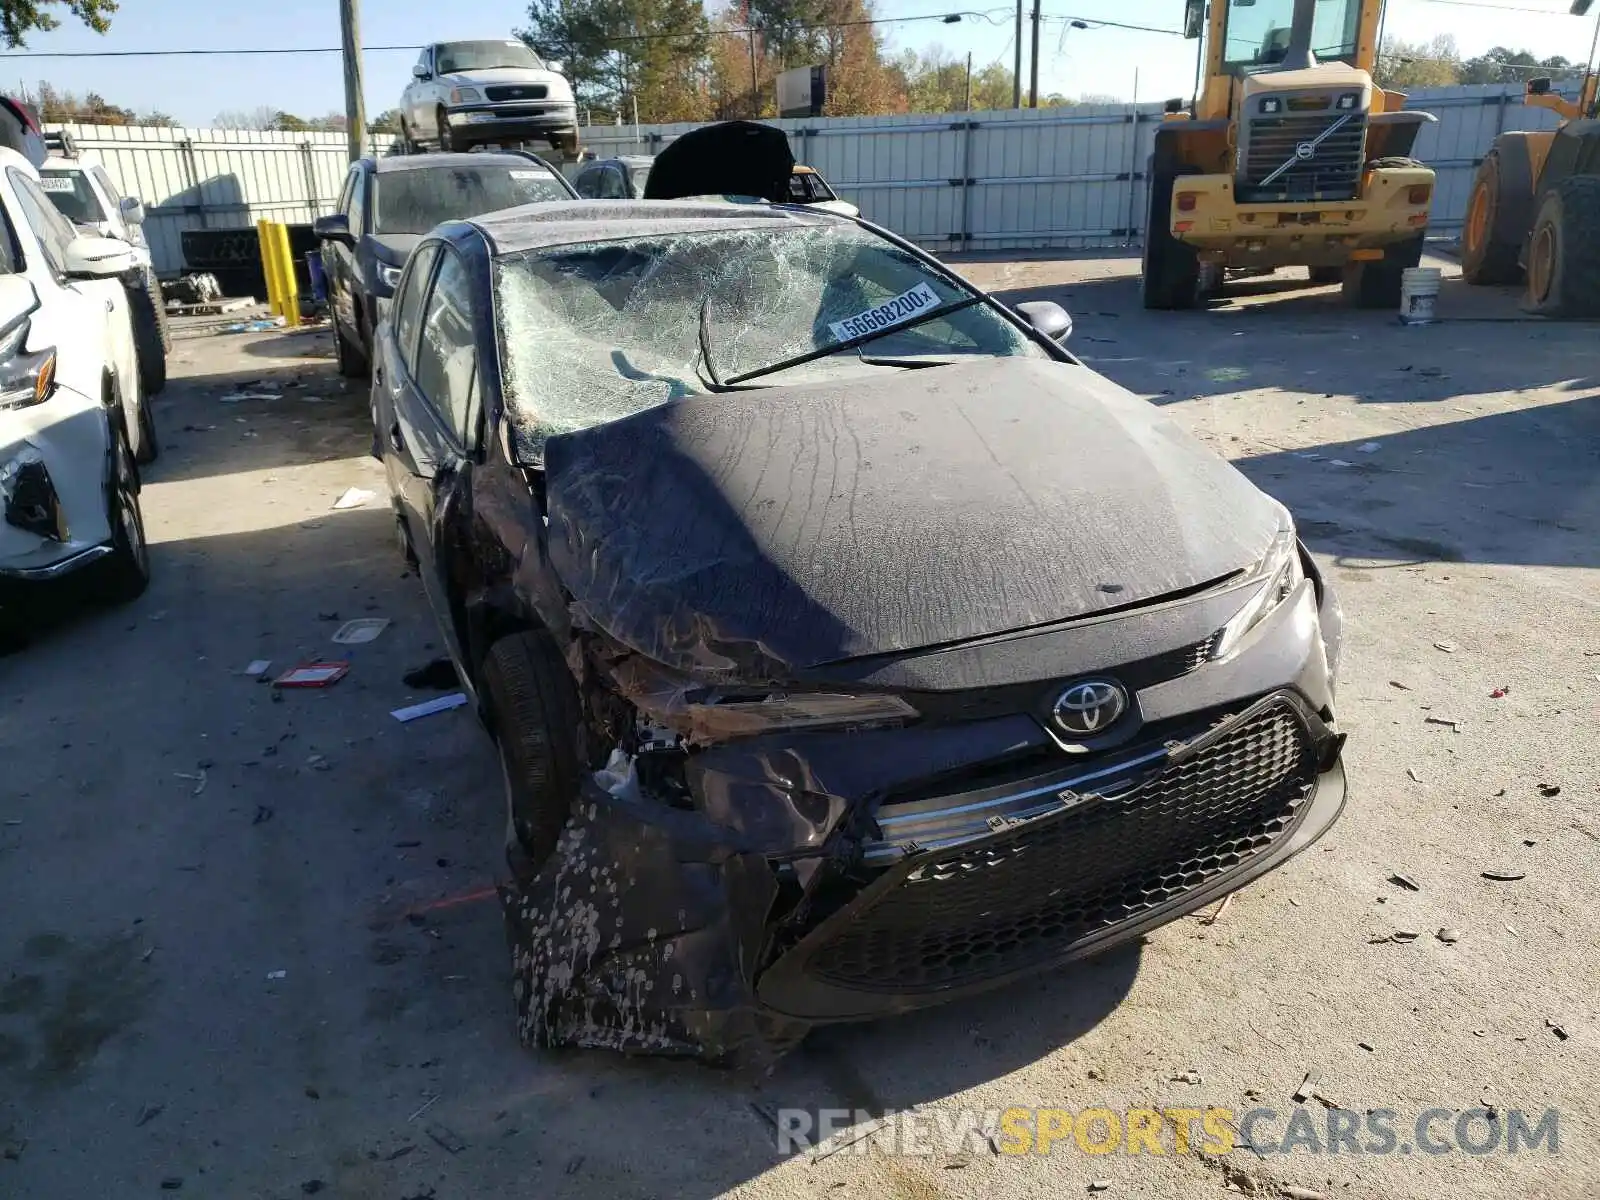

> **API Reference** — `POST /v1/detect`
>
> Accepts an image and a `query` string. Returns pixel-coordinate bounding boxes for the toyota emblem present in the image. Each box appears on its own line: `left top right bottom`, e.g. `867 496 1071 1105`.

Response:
1052 680 1128 736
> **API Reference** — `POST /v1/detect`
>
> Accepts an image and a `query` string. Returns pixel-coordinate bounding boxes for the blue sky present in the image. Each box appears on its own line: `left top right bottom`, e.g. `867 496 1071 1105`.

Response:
0 0 1589 127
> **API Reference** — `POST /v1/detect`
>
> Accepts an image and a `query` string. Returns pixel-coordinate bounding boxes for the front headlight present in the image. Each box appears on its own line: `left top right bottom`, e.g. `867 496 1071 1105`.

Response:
449 87 482 105
1211 518 1305 660
0 320 56 411
377 263 402 289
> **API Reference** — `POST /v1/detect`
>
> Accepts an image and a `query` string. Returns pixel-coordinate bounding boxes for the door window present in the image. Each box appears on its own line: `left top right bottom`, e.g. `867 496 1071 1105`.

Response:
573 168 598 198
412 249 480 448
394 242 441 371
597 167 626 199
347 167 367 236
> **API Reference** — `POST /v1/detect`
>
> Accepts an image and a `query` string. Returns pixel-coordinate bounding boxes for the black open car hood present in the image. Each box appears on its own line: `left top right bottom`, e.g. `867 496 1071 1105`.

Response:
642 120 794 204
543 357 1283 679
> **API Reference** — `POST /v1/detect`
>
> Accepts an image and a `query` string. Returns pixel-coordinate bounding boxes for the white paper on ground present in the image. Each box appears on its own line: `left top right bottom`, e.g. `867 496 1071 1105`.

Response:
331 618 390 645
333 487 377 510
392 693 470 723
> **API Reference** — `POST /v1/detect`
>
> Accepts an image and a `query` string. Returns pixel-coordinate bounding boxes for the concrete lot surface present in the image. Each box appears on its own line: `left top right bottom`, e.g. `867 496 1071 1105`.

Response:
1 254 1596 1200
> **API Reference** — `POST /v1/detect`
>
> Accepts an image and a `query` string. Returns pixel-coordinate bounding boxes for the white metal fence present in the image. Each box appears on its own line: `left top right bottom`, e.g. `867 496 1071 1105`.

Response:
47 82 1574 274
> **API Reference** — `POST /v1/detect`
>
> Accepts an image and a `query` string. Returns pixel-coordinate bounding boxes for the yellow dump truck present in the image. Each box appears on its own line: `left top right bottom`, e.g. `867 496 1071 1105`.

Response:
1142 0 1438 309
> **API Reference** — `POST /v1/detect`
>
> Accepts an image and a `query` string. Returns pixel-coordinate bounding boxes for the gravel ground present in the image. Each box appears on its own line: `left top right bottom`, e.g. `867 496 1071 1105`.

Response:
0 254 1595 1200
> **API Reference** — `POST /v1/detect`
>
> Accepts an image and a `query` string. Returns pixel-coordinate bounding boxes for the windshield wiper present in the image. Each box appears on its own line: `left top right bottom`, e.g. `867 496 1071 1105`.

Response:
696 295 734 394
719 295 986 388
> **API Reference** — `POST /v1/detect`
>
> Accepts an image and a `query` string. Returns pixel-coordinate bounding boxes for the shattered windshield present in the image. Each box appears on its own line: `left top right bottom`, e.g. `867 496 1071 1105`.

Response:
38 169 104 223
495 223 1046 453
436 40 543 73
373 166 570 234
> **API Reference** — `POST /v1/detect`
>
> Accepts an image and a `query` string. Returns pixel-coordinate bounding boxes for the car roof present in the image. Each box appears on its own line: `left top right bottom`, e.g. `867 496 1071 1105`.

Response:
371 151 559 175
462 199 841 256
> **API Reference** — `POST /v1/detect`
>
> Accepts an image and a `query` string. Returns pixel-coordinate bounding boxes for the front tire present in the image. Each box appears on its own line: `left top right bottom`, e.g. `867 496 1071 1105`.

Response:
99 424 151 604
1462 141 1533 286
1523 174 1600 317
437 108 455 152
332 310 367 378
481 632 585 874
125 273 168 397
1141 165 1202 310
1341 235 1424 309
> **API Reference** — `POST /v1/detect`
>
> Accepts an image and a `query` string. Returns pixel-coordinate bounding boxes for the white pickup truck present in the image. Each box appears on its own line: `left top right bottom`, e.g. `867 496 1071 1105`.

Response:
399 39 578 157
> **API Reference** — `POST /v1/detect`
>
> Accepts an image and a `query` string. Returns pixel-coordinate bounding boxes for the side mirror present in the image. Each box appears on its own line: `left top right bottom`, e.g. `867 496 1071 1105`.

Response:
119 195 146 225
1183 0 1205 38
546 60 564 75
1015 300 1073 342
1164 97 1186 114
63 236 137 279
313 213 354 244
412 63 431 80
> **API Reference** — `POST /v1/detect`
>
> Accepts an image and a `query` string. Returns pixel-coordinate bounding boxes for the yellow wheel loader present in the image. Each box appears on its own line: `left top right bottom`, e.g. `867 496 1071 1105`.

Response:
1460 0 1600 315
1142 0 1438 309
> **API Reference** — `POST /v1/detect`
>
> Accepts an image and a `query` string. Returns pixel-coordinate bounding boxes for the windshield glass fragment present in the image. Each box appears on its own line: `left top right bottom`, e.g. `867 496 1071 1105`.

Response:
373 166 570 234
495 224 1045 452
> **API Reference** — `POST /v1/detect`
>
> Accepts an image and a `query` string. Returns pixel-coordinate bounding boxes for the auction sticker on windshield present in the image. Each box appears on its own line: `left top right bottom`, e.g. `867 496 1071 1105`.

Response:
38 176 76 193
828 282 942 342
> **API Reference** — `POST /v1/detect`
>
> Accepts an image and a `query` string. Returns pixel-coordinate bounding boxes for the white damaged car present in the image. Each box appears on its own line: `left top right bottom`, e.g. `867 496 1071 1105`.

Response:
0 145 153 632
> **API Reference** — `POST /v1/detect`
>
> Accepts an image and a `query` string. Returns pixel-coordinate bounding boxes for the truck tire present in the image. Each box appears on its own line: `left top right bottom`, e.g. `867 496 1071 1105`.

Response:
481 631 585 874
1341 234 1424 309
1523 174 1600 317
125 275 168 397
1461 139 1533 286
437 107 455 152
1141 166 1203 310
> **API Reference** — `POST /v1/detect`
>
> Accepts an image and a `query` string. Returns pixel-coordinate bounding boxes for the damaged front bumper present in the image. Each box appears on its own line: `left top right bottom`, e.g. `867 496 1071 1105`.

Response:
505 682 1347 1062
0 386 116 585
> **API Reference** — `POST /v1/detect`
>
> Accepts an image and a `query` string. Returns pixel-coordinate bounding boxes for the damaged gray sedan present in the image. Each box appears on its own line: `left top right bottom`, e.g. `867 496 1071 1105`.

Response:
373 197 1348 1064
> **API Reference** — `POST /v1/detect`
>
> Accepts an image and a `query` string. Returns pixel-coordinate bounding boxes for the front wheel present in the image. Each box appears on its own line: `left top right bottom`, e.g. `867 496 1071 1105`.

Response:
1341 236 1424 309
1141 165 1202 310
332 309 367 378
436 108 455 152
99 424 151 604
481 632 585 876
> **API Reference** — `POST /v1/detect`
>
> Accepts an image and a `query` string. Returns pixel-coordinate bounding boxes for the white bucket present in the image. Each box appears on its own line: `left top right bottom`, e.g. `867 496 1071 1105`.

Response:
1399 267 1442 325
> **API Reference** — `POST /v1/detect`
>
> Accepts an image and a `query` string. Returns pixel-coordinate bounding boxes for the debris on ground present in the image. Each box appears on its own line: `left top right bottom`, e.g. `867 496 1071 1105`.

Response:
2 1138 25 1161
1282 1187 1327 1200
252 805 274 825
1088 1181 1112 1193
266 969 287 980
424 1123 466 1154
1406 768 1423 783
1291 1070 1319 1103
159 1176 183 1190
1388 873 1421 892
242 659 272 678
1357 442 1381 453
174 769 207 797
1433 640 1457 653
162 272 222 306
1423 717 1461 732
1171 1070 1202 1085
1356 1041 1374 1052
403 657 459 689
273 662 351 689
1490 685 1509 698
331 617 390 645
1437 928 1460 944
219 390 281 403
1200 894 1234 925
332 487 377 511
1481 868 1526 881
135 1104 164 1127
1546 1019 1569 1041
391 693 470 723
1539 783 1562 797
1391 929 1420 943
1388 680 1411 690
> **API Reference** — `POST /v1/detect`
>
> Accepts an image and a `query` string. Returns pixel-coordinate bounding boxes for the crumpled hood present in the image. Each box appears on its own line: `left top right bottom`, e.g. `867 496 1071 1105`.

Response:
543 357 1283 678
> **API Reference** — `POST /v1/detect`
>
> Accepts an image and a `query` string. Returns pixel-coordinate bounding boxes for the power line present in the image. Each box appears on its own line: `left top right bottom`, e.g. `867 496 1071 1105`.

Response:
0 9 1181 59
1413 0 1576 10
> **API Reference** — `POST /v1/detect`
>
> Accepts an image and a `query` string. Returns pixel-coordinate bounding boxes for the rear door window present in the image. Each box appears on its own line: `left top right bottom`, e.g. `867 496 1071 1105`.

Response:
394 242 441 372
412 249 480 448
9 168 80 274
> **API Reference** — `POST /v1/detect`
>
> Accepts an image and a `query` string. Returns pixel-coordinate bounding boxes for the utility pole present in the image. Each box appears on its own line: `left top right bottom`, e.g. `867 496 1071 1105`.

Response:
1028 0 1041 108
1013 0 1023 107
338 0 365 161
965 51 973 111
748 29 759 118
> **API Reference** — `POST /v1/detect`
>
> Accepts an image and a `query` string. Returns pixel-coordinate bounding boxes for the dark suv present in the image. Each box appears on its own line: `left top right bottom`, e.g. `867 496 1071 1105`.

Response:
313 150 577 375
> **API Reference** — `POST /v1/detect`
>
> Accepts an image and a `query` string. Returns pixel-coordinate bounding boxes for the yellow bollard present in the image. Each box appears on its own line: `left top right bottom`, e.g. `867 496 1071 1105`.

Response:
273 222 301 329
256 219 282 316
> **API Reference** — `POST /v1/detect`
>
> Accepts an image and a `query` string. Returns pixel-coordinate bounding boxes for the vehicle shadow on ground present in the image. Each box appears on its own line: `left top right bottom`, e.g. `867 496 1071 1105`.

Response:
983 267 1600 405
1237 392 1600 571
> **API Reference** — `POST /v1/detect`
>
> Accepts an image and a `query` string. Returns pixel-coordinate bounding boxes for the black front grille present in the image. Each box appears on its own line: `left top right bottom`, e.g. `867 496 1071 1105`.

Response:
486 84 549 102
804 698 1318 993
1238 112 1366 203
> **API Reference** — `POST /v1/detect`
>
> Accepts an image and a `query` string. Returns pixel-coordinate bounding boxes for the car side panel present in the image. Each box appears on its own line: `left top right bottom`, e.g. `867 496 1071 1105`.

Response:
0 381 114 568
